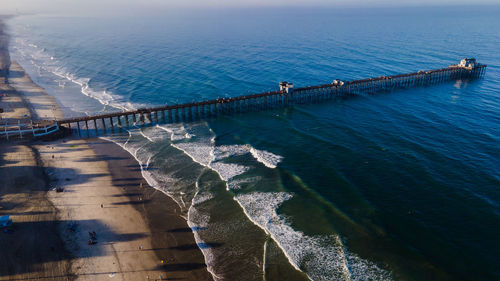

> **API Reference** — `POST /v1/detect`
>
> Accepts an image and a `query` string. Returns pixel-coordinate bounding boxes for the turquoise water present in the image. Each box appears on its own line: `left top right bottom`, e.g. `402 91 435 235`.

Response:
7 6 500 280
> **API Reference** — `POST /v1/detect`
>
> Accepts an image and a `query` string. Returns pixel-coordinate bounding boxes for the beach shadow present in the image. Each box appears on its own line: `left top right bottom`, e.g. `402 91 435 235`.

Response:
6 211 52 216
127 166 159 172
113 183 145 188
111 199 151 206
2 270 181 281
110 192 143 197
0 218 147 278
74 155 129 162
169 227 207 233
112 232 148 242
45 172 108 188
110 177 142 182
39 147 91 154
155 263 207 272
0 166 81 197
0 150 155 278
6 70 25 79
19 102 55 111
0 145 28 165
86 137 214 279
0 156 16 166
169 242 223 251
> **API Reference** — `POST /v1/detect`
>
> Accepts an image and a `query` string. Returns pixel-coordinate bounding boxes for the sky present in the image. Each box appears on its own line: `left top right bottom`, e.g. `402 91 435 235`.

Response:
1 0 499 15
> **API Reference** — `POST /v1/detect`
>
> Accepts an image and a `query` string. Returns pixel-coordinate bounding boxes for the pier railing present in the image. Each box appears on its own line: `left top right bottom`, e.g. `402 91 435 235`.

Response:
0 121 59 140
1 59 487 140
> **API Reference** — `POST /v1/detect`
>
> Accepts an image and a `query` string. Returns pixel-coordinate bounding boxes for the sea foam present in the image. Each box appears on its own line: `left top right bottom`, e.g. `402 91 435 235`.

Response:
103 126 223 280
154 122 393 281
249 147 284 169
12 37 137 112
236 192 393 281
14 35 388 280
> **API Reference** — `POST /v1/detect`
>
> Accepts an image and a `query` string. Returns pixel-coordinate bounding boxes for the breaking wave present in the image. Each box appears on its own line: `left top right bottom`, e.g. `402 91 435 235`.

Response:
152 122 392 281
11 37 137 111
11 23 392 281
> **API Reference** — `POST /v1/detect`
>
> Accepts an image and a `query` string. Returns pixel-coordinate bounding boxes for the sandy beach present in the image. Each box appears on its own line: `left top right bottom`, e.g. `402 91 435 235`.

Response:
34 138 211 280
1 16 211 281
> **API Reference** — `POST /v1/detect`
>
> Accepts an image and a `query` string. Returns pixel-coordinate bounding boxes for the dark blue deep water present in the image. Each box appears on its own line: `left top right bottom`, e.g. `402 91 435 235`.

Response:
8 6 500 281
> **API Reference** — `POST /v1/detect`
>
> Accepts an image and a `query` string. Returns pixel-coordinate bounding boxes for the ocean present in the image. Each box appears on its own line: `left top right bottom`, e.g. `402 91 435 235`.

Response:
6 6 500 281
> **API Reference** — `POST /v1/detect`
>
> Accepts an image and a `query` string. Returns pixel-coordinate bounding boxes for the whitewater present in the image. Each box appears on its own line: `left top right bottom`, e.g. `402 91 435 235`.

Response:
103 120 393 281
9 30 394 281
10 8 498 280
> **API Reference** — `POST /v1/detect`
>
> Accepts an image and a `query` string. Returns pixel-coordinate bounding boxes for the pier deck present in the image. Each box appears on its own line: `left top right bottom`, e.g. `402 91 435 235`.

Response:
1 59 487 139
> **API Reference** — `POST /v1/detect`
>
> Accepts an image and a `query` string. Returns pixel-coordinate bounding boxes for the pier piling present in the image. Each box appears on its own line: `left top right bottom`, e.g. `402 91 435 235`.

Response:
53 59 485 139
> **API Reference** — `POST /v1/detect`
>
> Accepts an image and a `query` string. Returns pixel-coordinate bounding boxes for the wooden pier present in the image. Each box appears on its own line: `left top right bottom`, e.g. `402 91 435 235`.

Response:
3 59 486 140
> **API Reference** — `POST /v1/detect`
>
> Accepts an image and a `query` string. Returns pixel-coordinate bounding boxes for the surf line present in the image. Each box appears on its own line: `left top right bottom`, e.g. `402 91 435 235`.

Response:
105 123 310 280
188 176 223 280
169 125 312 279
100 133 220 280
263 237 269 281
154 125 313 280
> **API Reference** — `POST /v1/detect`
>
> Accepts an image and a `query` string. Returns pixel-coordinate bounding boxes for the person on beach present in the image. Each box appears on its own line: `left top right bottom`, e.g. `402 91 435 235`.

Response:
88 231 97 245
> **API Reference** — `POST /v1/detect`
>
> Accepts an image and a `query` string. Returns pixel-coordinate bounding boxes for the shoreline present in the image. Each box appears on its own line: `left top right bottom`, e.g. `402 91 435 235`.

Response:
1 16 211 280
34 137 212 280
89 139 211 279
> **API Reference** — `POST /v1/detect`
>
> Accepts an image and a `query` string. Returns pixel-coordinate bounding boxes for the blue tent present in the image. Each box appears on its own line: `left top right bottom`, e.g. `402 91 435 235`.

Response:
0 215 12 228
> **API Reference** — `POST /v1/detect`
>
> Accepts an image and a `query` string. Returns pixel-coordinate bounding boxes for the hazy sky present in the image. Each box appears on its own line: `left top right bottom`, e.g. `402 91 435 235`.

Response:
2 0 499 15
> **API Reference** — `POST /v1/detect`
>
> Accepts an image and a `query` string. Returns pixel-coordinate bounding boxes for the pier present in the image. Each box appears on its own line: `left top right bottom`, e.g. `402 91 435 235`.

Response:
1 59 487 139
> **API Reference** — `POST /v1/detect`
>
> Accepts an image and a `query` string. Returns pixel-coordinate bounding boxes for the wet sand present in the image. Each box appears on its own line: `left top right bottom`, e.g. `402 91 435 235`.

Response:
91 139 212 280
35 138 211 280
1 16 211 281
